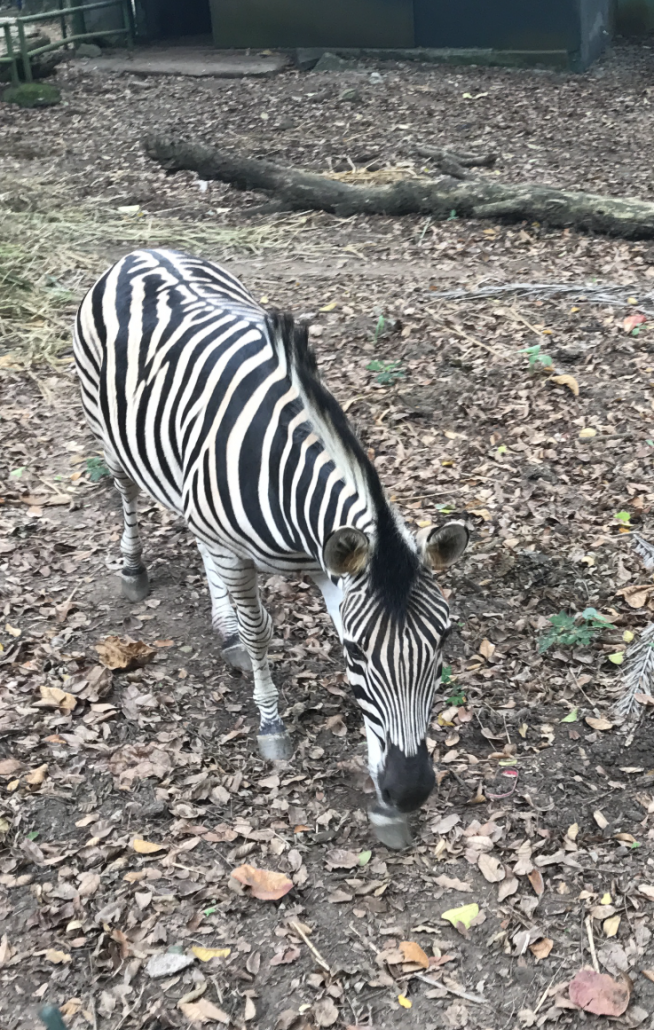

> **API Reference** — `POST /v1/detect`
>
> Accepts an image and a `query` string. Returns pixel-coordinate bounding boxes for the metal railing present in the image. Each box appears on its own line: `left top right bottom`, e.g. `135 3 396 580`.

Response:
0 0 133 86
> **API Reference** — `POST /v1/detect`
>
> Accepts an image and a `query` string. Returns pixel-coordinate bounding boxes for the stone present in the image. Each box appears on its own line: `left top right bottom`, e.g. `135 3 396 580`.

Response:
313 51 355 72
2 82 60 107
295 47 323 71
76 42 102 58
146 951 194 979
338 87 361 103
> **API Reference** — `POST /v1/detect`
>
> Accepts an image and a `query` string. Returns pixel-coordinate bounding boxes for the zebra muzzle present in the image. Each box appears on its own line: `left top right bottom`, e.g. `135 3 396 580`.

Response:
368 802 412 850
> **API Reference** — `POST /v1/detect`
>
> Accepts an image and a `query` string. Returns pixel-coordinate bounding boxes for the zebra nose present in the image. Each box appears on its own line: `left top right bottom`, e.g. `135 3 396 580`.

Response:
379 740 435 813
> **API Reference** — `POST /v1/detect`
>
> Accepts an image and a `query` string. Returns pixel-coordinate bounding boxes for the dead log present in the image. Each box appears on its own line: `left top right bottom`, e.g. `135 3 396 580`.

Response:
145 136 654 239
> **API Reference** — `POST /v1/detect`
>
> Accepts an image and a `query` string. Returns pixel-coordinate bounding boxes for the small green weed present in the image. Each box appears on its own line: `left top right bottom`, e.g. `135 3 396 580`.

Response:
614 510 631 527
366 359 406 385
86 456 111 482
520 343 553 371
373 315 387 343
539 607 611 653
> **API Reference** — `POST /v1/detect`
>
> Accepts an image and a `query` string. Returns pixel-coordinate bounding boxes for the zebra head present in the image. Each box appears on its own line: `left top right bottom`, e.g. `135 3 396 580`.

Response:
324 518 469 823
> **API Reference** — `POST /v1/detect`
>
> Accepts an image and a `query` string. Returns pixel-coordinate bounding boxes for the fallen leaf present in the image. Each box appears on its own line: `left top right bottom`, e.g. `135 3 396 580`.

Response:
178 998 230 1025
325 714 347 736
37 685 77 712
45 949 71 964
441 903 479 930
314 997 339 1026
498 874 519 901
568 967 630 1016
530 938 553 961
528 869 545 896
479 638 495 660
550 373 579 396
244 997 256 1021
24 764 48 787
95 636 156 671
607 652 624 665
561 708 578 723
579 427 597 439
585 716 613 731
478 853 505 883
0 935 12 967
132 838 166 854
567 823 579 841
0 759 22 777
146 952 195 978
617 585 651 609
191 946 231 962
638 884 654 900
231 864 293 901
593 810 609 830
397 995 412 1009
399 941 430 969
642 970 654 983
77 872 101 897
604 915 621 937
325 849 360 870
623 313 646 333
435 874 473 892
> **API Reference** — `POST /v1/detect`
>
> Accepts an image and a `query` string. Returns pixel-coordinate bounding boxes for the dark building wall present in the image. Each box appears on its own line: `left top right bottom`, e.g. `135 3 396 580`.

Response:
210 0 414 49
414 0 578 49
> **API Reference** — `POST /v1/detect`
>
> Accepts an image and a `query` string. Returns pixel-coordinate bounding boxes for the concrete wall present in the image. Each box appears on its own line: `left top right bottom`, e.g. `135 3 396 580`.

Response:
210 0 414 49
616 0 654 33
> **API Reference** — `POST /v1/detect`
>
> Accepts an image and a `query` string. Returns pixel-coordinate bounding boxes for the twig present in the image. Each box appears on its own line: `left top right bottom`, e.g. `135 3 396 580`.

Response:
585 916 600 973
417 281 654 316
427 314 505 356
289 920 331 973
414 974 488 1005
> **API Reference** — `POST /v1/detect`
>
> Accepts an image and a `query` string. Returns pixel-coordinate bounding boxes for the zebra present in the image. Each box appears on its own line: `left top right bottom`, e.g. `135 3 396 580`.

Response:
73 248 469 848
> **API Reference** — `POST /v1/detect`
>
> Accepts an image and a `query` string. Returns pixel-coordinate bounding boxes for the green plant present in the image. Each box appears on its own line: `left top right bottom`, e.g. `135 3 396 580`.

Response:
373 315 387 343
520 343 553 371
366 359 406 385
3 83 61 108
614 510 631 527
86 456 111 482
539 607 611 653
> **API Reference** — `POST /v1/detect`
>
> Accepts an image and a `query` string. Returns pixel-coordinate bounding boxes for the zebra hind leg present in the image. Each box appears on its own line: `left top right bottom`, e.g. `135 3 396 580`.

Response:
197 541 252 673
105 454 150 603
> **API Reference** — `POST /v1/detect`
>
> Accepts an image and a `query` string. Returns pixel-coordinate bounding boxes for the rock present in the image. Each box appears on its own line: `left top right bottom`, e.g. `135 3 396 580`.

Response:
296 47 324 71
338 87 361 103
313 52 355 72
76 42 102 59
146 951 195 978
2 82 60 107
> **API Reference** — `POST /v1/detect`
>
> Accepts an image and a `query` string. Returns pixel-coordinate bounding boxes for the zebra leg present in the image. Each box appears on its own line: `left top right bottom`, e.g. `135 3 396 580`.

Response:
196 541 252 674
205 548 292 761
104 452 150 603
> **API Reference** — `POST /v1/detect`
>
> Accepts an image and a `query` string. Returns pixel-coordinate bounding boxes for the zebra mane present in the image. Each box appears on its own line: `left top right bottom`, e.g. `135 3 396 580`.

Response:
266 310 420 616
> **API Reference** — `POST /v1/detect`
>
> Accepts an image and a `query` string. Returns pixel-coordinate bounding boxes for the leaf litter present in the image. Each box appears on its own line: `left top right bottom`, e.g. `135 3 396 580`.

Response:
1 40 654 1030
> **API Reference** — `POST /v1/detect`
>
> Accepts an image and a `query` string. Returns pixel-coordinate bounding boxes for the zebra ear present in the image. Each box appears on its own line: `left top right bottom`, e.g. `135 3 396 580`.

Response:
418 519 469 571
324 527 370 576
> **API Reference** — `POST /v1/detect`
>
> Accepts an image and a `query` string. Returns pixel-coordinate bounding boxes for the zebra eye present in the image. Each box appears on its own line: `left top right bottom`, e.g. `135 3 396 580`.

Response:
347 641 367 663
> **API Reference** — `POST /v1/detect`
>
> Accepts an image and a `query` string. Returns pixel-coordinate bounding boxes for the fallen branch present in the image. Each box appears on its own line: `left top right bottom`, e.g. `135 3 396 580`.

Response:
408 282 654 317
145 136 654 239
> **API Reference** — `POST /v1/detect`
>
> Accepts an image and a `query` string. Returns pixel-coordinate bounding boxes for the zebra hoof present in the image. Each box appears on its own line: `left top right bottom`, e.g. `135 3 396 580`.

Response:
120 569 150 603
368 803 412 850
257 730 293 761
221 643 252 674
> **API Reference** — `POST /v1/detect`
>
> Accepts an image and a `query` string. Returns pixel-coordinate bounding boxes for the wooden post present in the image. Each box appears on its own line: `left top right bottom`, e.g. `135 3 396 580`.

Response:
16 18 32 82
58 0 69 49
3 22 20 86
122 0 134 46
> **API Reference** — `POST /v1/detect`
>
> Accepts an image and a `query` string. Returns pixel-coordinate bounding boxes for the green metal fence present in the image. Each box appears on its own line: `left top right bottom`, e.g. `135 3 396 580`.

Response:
0 0 133 86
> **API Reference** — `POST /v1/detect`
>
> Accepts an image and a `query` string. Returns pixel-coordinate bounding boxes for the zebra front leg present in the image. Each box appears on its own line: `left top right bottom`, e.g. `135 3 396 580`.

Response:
104 453 150 603
196 541 252 674
207 549 292 761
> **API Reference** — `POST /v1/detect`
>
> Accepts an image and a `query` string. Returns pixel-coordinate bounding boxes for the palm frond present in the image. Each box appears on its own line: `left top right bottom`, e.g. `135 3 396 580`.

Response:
631 533 654 572
614 623 654 719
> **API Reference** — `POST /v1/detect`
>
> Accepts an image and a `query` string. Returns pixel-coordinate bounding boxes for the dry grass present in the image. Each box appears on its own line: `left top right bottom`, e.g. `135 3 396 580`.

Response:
0 198 314 367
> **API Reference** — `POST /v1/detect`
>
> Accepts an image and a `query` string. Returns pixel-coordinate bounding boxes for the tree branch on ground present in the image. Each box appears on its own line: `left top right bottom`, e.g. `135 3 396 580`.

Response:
145 136 654 239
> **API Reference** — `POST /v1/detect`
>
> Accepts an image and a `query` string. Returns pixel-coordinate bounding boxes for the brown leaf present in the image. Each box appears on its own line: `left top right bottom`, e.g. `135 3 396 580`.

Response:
550 373 579 396
132 838 166 854
0 759 22 777
244 997 256 1021
45 949 71 964
593 810 609 830
434 874 473 892
616 585 651 609
325 849 359 870
325 714 347 737
568 968 630 1016
479 638 496 660
529 938 553 961
95 635 156 671
603 915 621 938
78 872 101 897
314 997 339 1027
231 864 293 901
624 313 647 333
498 874 519 901
528 869 545 896
399 941 430 969
24 764 48 787
37 685 77 711
478 853 505 883
585 716 613 731
638 884 654 900
178 998 230 1025
0 935 13 967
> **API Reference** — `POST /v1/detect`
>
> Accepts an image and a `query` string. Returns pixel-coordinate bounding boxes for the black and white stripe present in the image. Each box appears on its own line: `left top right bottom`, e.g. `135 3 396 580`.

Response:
74 248 468 821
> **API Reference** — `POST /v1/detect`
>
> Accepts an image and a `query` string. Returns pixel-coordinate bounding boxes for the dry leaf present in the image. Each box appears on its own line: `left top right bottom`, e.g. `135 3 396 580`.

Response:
178 998 230 1025
435 874 473 892
0 759 21 777
37 685 77 711
478 853 505 883
550 373 579 396
579 427 597 439
45 949 71 964
0 935 12 967
498 874 519 901
24 764 48 786
132 838 166 854
568 967 630 1016
78 872 101 897
528 869 545 896
623 313 647 333
325 714 347 736
244 997 256 1021
603 915 621 937
231 864 293 901
593 810 609 830
585 715 613 731
191 946 231 961
399 941 430 969
314 997 339 1027
530 937 553 961
325 849 360 870
616 585 651 609
95 635 156 671
638 884 654 900
479 638 496 660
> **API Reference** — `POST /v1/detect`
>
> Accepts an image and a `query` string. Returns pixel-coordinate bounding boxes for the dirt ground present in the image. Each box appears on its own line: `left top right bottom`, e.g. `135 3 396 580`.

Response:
2 39 654 1030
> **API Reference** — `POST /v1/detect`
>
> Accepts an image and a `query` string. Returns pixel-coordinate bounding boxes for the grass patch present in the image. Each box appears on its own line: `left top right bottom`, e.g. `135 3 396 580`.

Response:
0 200 314 367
